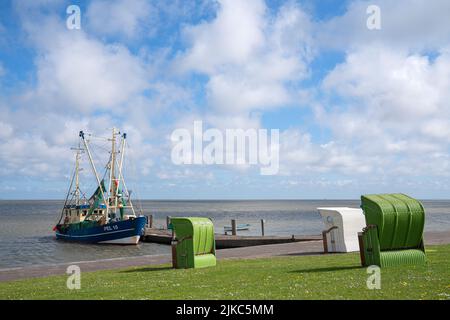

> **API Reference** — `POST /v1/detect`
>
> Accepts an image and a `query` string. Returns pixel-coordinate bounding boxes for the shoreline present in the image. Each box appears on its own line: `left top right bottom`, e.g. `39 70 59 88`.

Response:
1 230 449 283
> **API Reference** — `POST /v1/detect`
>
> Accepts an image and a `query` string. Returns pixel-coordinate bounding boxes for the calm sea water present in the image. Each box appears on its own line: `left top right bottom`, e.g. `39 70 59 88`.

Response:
0 200 449 269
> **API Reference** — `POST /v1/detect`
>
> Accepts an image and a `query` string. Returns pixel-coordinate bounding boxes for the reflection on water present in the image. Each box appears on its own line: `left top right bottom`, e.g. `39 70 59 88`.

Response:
0 200 449 268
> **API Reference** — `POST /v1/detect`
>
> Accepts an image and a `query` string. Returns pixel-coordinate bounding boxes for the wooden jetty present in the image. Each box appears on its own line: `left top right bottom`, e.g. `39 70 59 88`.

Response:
142 228 322 249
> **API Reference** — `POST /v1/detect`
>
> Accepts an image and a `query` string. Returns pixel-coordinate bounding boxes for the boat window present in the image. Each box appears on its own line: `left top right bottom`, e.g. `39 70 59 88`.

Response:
94 210 97 214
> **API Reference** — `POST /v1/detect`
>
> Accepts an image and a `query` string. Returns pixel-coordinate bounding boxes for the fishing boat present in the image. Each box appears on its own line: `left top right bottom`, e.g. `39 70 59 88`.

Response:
54 128 146 244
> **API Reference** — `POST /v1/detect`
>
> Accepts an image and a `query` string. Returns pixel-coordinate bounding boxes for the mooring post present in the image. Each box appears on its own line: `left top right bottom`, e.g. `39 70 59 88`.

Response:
231 219 237 236
148 214 153 228
261 219 265 236
166 216 171 229
322 230 328 253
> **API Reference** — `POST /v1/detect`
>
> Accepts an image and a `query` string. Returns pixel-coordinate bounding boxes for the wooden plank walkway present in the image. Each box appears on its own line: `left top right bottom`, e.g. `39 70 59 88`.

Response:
143 228 323 249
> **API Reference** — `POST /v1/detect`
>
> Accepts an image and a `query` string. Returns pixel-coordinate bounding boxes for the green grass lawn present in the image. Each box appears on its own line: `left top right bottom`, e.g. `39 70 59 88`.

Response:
1 245 449 300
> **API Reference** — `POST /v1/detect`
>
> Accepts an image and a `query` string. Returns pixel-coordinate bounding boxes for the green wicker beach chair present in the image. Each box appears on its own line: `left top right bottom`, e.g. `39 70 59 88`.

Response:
359 194 426 267
170 217 216 269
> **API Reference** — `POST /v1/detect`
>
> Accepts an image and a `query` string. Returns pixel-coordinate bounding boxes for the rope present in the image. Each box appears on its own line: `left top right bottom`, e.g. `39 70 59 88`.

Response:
55 159 76 226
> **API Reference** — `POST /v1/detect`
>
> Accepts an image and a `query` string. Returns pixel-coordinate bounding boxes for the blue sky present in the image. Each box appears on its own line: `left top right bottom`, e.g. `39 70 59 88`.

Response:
0 0 450 200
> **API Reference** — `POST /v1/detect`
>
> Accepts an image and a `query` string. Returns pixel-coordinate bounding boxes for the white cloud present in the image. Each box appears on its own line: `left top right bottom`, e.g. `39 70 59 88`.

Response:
0 121 13 139
421 119 450 140
86 0 155 39
30 29 148 113
323 46 450 138
10 3 151 114
0 110 111 176
0 4 158 182
323 47 446 121
169 0 450 184
2 0 450 198
314 45 450 177
306 0 450 183
278 129 373 176
181 0 266 73
179 0 314 118
317 0 450 52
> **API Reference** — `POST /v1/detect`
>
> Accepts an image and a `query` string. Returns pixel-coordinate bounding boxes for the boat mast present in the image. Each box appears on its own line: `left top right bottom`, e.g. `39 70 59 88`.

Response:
108 128 117 216
114 133 136 216
70 141 84 206
74 150 79 205
79 131 109 214
74 147 80 206
114 132 123 215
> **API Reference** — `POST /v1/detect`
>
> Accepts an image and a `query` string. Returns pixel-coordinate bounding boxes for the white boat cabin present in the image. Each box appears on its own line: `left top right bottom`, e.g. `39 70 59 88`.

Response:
63 204 106 224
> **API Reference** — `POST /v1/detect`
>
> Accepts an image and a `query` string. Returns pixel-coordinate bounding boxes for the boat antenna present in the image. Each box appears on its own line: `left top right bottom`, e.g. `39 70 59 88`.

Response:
70 140 84 206
108 128 117 217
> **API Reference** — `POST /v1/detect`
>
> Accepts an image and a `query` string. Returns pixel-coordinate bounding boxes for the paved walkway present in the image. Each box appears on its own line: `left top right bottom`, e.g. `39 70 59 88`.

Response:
1 231 448 282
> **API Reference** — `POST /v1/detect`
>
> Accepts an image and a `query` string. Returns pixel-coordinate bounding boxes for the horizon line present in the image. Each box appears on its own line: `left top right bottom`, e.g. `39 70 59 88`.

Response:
1 198 450 201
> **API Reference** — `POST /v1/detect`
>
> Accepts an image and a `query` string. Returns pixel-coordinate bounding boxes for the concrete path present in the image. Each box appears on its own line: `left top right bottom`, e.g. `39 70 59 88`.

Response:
0 231 448 283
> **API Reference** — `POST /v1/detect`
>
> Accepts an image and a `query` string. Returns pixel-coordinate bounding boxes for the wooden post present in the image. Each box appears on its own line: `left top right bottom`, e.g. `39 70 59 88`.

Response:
322 226 338 254
322 230 328 253
231 219 237 236
358 232 365 266
166 216 171 229
146 214 153 228
148 214 153 228
261 219 265 236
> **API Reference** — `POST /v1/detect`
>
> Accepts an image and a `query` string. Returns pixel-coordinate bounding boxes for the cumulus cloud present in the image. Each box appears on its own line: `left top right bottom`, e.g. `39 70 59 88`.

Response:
278 129 373 176
322 46 450 140
32 30 149 113
0 120 13 139
317 0 450 52
0 1 158 185
86 0 155 39
2 0 450 198
269 1 450 185
180 0 266 73
179 0 314 119
10 2 151 114
315 45 450 177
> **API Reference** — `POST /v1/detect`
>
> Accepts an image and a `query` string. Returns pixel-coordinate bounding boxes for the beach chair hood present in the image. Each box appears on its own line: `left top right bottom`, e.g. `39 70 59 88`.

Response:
359 193 426 267
171 217 216 269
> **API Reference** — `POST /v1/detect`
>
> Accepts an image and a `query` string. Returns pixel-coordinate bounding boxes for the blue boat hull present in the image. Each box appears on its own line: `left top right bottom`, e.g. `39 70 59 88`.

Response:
55 216 146 244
